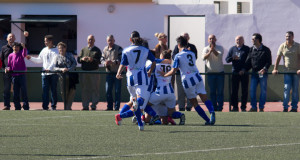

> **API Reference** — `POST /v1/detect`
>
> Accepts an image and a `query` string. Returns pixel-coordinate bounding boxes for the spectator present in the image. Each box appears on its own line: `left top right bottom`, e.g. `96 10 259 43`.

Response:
26 35 59 110
102 35 123 111
0 33 16 110
54 42 78 110
202 34 224 112
240 33 272 112
154 33 168 58
225 36 250 112
5 42 29 110
272 31 300 112
172 32 197 111
77 35 102 111
0 29 7 48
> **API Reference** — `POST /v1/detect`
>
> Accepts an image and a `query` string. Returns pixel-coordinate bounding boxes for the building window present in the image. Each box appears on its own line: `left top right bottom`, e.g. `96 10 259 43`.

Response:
237 2 242 13
0 15 11 48
237 2 251 14
214 1 220 14
214 1 228 14
11 15 77 54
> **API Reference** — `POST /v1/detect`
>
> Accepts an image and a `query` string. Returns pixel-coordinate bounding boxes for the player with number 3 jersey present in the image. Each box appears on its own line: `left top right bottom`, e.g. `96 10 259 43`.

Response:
162 36 216 125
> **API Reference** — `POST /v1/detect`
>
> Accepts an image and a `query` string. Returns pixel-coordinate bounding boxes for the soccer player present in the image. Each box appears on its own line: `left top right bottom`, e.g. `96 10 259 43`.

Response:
161 36 216 125
115 31 156 131
146 50 185 125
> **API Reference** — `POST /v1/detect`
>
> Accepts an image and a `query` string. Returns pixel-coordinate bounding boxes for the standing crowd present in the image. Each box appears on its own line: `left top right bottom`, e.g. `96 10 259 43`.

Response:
0 31 299 117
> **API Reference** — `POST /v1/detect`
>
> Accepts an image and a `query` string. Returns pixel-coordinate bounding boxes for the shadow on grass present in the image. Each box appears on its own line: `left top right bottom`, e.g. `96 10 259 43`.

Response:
0 135 30 138
169 130 252 133
184 124 254 127
0 153 108 157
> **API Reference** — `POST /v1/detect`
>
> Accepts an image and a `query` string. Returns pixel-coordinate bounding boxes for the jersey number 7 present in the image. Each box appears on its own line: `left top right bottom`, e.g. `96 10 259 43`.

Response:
134 50 141 64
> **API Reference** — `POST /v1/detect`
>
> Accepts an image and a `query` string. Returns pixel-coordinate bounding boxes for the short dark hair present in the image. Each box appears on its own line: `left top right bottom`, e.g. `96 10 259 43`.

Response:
57 42 67 48
252 33 262 43
286 31 294 36
161 50 172 59
176 36 188 48
131 31 140 39
45 35 54 41
12 42 21 48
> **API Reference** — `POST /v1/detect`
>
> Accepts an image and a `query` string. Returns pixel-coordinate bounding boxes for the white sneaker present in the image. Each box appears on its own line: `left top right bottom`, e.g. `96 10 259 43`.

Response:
138 125 144 131
132 116 137 124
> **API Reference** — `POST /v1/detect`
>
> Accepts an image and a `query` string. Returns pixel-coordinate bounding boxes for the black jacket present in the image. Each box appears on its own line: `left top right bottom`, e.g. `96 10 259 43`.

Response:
243 44 272 72
172 43 197 60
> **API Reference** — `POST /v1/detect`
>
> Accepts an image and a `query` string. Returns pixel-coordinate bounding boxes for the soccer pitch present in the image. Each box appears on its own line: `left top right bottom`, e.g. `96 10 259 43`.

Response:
0 111 299 160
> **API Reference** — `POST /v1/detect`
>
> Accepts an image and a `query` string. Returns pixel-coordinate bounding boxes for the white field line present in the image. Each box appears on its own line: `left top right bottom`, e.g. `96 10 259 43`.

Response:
52 142 300 160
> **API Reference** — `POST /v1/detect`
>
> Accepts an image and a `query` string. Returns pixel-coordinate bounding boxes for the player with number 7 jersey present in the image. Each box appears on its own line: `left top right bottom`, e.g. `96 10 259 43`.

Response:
121 46 155 86
115 31 156 131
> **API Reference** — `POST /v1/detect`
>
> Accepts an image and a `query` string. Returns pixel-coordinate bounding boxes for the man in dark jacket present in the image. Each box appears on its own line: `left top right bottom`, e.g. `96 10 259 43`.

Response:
226 35 250 112
0 33 15 110
239 33 272 112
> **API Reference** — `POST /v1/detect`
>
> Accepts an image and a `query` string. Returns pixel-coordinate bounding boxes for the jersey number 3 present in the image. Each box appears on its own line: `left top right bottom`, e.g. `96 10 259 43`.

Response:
187 54 194 66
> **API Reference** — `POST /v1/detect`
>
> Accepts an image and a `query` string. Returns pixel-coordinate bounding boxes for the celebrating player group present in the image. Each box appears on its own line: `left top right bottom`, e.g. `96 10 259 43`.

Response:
114 31 216 131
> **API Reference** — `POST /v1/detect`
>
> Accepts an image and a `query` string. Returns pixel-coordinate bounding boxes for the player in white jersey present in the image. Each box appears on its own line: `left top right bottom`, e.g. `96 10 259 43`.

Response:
146 50 185 125
161 36 216 125
115 31 156 131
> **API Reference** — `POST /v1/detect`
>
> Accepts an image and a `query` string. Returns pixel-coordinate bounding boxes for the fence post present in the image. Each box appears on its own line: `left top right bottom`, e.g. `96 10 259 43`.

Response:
63 73 67 110
228 73 232 111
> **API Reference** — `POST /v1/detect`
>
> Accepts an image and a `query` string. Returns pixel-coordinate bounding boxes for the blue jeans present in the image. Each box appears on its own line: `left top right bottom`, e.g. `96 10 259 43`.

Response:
250 73 268 109
283 74 299 109
12 74 29 110
106 73 122 110
42 74 58 110
207 72 224 110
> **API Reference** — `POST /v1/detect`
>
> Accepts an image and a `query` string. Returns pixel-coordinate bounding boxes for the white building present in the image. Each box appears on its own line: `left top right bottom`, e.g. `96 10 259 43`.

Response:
0 0 297 101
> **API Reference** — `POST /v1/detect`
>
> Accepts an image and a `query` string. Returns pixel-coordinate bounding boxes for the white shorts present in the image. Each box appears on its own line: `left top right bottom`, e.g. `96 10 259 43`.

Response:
127 85 150 109
152 104 168 117
149 92 176 109
184 81 206 99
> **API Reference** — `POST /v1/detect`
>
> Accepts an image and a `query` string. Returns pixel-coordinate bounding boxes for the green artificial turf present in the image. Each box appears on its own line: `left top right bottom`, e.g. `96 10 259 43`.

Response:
0 111 299 160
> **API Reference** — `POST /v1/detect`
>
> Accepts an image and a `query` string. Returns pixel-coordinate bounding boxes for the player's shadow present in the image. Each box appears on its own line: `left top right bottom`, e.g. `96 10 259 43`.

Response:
169 130 252 133
0 153 109 157
184 124 254 127
0 135 30 138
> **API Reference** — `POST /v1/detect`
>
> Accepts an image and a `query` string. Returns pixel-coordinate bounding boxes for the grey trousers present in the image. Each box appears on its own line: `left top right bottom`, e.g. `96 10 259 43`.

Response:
59 75 76 110
80 71 100 109
176 74 192 109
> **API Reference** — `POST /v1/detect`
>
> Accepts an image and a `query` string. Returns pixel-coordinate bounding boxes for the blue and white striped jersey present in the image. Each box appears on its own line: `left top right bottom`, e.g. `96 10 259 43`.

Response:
155 60 172 87
121 45 155 86
173 49 203 89
145 60 156 92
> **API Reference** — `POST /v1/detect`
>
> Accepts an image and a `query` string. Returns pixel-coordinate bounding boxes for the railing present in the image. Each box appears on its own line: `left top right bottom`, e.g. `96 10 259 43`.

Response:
0 70 297 110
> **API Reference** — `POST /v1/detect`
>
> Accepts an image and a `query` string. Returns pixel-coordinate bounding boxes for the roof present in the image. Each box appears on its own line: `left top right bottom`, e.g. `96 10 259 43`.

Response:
0 0 152 3
10 17 74 23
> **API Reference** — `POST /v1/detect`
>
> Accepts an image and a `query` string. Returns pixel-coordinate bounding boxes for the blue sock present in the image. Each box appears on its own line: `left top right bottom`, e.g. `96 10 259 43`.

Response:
172 111 183 119
120 104 131 114
144 105 157 117
204 100 215 114
137 97 144 106
120 110 134 118
134 106 143 126
195 105 210 122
